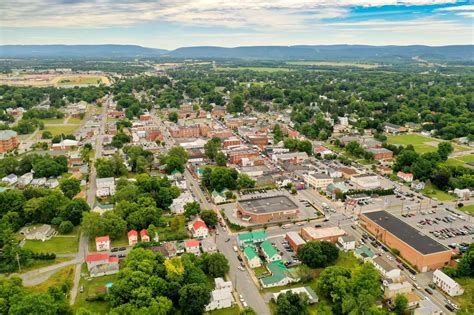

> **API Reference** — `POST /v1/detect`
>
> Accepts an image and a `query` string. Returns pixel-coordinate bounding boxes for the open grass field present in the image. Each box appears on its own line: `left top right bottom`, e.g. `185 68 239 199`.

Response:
42 125 80 136
422 182 456 201
68 117 84 124
215 66 291 72
40 118 65 124
458 204 474 215
287 61 379 69
52 75 110 86
452 277 474 315
387 134 469 154
445 154 474 167
25 265 75 293
23 229 80 254
74 264 117 314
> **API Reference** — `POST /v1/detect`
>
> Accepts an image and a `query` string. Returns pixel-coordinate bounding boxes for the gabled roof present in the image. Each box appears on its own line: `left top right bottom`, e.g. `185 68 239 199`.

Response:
95 236 110 243
193 220 208 231
140 229 148 237
128 230 138 237
261 240 279 258
244 247 259 260
261 261 293 286
185 239 200 247
86 253 109 262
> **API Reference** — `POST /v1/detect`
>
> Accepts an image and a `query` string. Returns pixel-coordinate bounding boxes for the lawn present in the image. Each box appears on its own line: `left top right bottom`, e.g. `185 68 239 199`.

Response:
157 215 189 241
215 67 291 72
387 134 469 154
73 264 117 314
42 125 79 136
68 117 84 124
422 182 457 201
287 61 379 69
445 154 474 167
458 204 474 215
25 265 75 293
253 265 269 277
20 257 73 273
205 305 240 315
23 229 80 254
40 118 65 124
452 277 474 315
88 233 129 252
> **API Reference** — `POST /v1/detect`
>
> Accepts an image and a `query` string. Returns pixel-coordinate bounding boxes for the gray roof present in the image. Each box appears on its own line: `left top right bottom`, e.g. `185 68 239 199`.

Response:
0 130 17 140
239 195 298 214
373 255 397 272
363 211 449 255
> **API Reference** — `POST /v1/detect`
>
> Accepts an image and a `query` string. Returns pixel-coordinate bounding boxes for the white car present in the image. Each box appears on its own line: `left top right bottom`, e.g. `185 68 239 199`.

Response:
239 295 244 302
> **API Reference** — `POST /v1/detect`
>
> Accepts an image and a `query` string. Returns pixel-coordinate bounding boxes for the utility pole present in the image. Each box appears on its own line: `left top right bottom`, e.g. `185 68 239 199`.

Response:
16 252 21 272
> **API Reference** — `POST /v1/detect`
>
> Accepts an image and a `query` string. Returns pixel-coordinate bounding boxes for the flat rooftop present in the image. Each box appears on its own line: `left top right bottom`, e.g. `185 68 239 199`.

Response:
239 195 298 214
363 211 449 255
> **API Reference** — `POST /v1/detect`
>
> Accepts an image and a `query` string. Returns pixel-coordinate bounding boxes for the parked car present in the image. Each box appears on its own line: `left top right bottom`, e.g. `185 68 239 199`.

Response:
424 288 433 295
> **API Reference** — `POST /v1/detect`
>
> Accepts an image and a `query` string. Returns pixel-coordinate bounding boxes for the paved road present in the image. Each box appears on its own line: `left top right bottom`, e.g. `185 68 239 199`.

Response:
19 258 80 286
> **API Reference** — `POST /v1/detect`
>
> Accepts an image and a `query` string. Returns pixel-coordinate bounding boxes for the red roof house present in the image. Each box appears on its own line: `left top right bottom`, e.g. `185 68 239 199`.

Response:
95 236 110 251
128 230 138 246
190 219 209 239
140 229 150 242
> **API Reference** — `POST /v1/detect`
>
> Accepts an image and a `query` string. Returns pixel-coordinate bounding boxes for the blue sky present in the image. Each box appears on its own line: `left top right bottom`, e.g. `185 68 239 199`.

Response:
1 1 473 49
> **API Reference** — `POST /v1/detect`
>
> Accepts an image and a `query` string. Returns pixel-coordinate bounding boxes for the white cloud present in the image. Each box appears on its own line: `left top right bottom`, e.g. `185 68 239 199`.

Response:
436 4 474 11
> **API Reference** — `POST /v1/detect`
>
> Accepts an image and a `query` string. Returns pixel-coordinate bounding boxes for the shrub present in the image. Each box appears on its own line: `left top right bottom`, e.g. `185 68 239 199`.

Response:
58 220 74 234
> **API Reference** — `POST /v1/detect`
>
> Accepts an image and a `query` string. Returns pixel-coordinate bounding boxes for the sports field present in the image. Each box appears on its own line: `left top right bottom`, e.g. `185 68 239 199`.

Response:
287 61 379 68
215 66 291 72
52 75 110 86
387 134 469 154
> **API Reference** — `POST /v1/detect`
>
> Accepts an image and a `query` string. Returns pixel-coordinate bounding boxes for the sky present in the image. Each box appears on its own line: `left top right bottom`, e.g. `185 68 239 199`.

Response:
0 0 473 49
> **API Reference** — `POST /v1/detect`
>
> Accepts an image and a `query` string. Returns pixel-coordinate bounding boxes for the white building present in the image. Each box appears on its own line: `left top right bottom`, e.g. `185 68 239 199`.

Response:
303 173 334 190
337 235 356 251
1 174 17 185
371 256 401 281
397 171 414 183
95 236 110 251
432 269 464 296
170 191 194 214
351 175 380 190
20 224 56 241
17 172 33 187
96 177 116 197
189 219 209 239
205 277 234 311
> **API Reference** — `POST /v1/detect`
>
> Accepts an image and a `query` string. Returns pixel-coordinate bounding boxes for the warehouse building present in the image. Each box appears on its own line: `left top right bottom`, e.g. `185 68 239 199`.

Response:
360 211 452 272
237 195 299 223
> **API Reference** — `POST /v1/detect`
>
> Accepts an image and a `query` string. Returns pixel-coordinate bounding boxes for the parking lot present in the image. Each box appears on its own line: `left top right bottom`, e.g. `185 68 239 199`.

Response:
267 235 301 266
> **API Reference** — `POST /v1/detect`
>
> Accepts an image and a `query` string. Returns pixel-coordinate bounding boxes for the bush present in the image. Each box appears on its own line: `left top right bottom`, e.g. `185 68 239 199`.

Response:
58 220 74 234
391 248 400 256
51 217 63 226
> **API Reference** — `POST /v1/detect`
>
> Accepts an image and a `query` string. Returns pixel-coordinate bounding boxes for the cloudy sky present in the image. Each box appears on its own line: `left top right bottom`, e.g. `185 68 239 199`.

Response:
0 1 473 49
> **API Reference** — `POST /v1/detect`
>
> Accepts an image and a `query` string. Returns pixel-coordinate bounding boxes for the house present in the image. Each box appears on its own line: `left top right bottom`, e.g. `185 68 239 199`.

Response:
337 235 356 251
184 239 201 255
354 244 375 262
128 230 138 246
1 174 17 185
384 123 407 134
367 148 393 160
272 287 319 304
211 190 227 204
397 171 413 183
201 238 217 253
30 177 46 187
95 236 110 251
51 139 79 151
371 256 401 281
20 224 56 241
170 191 194 214
45 178 59 189
205 278 234 311
314 145 333 158
237 231 268 248
260 240 281 262
92 203 114 215
140 229 150 242
86 253 119 277
96 177 116 197
243 247 262 268
260 261 299 288
326 182 349 198
383 281 413 299
150 242 177 258
453 188 472 200
432 269 464 296
189 219 209 239
17 172 33 187
411 180 425 191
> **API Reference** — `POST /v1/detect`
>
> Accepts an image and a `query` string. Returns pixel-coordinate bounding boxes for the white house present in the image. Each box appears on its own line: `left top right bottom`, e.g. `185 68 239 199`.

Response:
243 247 262 268
128 230 138 246
86 253 119 278
2 174 17 185
19 224 56 241
205 278 234 311
184 239 201 255
433 269 464 296
454 188 473 200
201 238 217 254
371 256 401 281
337 235 356 251
272 287 319 304
96 177 115 197
95 236 110 251
17 172 33 187
170 191 194 214
189 219 209 239
211 190 227 204
397 171 414 183
411 180 425 191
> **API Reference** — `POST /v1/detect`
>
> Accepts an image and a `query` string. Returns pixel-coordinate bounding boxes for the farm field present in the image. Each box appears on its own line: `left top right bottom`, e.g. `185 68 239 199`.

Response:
287 61 379 68
215 67 291 72
387 134 469 154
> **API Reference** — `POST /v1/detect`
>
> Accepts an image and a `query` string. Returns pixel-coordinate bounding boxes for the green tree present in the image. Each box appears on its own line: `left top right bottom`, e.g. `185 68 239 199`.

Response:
275 291 309 315
202 253 229 278
58 220 73 234
160 146 188 174
41 131 52 139
437 142 454 161
204 138 221 161
240 307 257 315
273 124 284 143
228 94 244 113
168 111 178 123
215 152 227 166
59 177 81 199
237 173 256 189
60 198 90 225
393 294 408 315
178 284 211 315
297 241 339 268
200 210 218 228
184 202 201 219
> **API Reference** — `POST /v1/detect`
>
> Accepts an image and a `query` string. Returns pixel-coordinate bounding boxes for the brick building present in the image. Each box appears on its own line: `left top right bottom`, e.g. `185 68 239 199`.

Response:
367 148 394 160
0 130 19 153
247 135 269 149
227 149 260 164
223 137 242 149
237 195 299 223
300 226 345 243
360 211 452 272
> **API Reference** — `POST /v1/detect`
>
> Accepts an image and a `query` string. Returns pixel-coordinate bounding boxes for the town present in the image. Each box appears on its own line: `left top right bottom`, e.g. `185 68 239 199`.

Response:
0 55 473 315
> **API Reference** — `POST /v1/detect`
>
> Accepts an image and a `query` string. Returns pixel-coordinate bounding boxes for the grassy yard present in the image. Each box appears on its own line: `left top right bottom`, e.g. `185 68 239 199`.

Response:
205 305 240 315
23 228 80 254
452 277 474 315
40 118 65 124
42 125 79 136
68 117 84 124
253 265 269 277
458 204 474 215
445 154 474 167
422 182 457 201
25 265 75 293
157 215 189 241
215 67 291 72
73 264 117 314
387 134 469 154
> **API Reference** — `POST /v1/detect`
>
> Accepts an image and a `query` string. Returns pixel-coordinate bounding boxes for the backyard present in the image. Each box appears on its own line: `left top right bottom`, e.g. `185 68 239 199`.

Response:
23 227 80 254
157 215 189 241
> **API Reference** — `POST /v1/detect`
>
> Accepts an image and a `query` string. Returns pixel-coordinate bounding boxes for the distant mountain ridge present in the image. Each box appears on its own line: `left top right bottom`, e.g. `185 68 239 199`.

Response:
0 44 472 62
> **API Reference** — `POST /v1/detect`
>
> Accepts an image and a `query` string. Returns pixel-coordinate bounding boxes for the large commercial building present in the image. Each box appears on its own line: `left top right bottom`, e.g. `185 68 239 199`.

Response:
0 130 19 153
360 211 452 272
303 173 334 190
237 195 299 223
